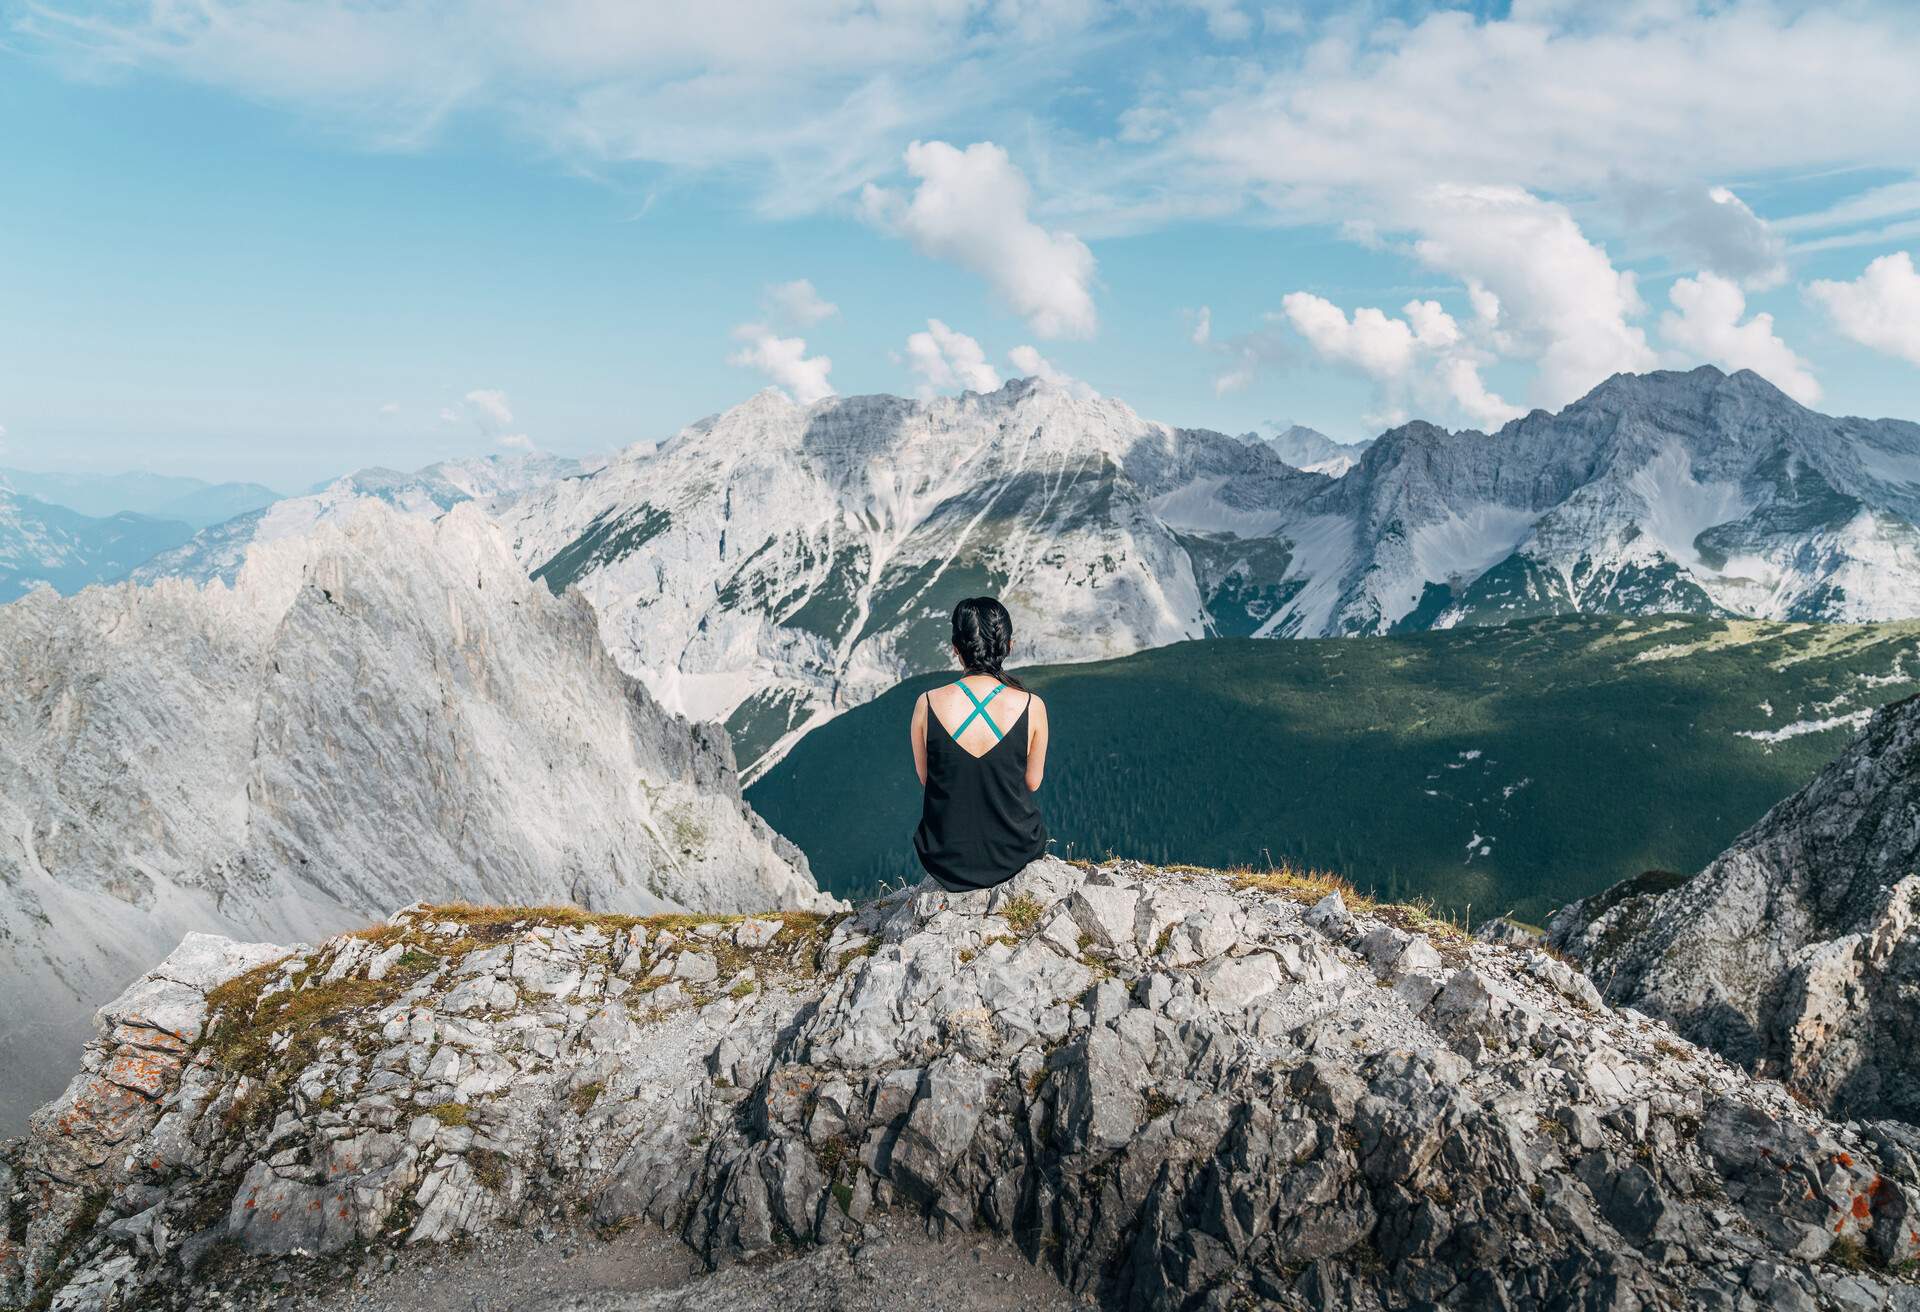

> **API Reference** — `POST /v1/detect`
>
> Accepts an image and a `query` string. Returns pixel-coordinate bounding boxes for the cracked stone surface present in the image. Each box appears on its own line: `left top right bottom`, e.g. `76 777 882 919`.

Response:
1553 692 1920 1124
7 856 1920 1311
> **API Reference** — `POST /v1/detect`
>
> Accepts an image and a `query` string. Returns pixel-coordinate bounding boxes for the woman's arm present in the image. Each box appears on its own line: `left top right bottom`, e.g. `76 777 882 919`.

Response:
1025 694 1049 793
911 692 929 787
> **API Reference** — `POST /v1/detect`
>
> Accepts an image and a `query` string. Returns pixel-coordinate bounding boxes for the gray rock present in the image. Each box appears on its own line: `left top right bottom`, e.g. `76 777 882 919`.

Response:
10 859 1913 1312
1553 695 1920 1123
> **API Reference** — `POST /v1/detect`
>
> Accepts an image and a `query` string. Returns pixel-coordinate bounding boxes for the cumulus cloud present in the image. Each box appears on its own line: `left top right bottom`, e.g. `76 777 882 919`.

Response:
1281 292 1520 430
1408 186 1658 408
1660 272 1820 403
863 141 1098 339
904 320 1001 398
1616 184 1787 290
495 433 537 452
728 323 834 403
1806 252 1920 368
377 401 401 415
1008 345 1098 398
765 278 837 326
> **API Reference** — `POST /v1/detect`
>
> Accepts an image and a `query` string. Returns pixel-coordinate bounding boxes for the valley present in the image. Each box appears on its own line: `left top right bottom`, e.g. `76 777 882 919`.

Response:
749 614 1920 922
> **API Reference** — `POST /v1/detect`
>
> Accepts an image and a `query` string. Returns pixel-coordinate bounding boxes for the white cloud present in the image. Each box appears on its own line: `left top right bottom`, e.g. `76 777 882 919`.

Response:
728 323 835 403
496 433 537 452
1408 186 1658 408
1807 251 1920 368
1282 294 1425 378
1281 291 1520 430
22 3 1112 216
1779 178 1920 237
904 320 1001 398
1660 272 1820 404
1008 345 1097 398
1189 306 1212 347
437 407 460 424
765 278 837 326
1183 6 1920 220
863 141 1097 339
377 401 401 415
464 388 514 429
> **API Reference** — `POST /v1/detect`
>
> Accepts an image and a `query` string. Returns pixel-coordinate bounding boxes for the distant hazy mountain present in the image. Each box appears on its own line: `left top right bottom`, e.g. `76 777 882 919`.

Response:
1260 424 1372 477
0 499 824 1132
138 452 587 585
0 490 194 603
492 367 1920 777
0 467 279 528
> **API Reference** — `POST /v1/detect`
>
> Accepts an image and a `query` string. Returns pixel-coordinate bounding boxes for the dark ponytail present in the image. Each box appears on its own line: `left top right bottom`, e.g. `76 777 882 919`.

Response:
951 596 1027 691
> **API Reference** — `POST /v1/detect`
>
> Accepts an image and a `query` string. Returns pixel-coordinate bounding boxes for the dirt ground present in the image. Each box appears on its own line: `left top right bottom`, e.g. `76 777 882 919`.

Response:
221 1214 1085 1312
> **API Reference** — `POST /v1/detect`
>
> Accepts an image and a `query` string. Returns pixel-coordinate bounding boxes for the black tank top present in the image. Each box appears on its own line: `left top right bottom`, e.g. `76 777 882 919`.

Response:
913 681 1049 892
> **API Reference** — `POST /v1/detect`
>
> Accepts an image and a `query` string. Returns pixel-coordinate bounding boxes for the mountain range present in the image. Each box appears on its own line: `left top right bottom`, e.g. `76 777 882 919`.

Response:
487 366 1920 777
0 489 196 603
0 466 280 528
0 499 824 1134
1259 423 1371 476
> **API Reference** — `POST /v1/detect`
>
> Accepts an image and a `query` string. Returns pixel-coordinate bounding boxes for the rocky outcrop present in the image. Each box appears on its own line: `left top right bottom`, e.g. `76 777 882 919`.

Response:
0 499 826 1135
1551 693 1920 1123
8 860 1918 1311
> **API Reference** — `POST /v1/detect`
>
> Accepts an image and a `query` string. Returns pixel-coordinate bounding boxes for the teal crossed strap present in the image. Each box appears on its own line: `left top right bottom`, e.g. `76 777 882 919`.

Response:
952 681 1005 740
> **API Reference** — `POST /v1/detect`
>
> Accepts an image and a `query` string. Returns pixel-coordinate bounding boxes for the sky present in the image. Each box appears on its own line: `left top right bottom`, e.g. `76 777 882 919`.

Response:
2 1 1918 490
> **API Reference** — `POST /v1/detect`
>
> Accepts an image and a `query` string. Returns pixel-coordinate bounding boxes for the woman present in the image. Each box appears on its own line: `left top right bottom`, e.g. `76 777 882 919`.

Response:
910 596 1051 892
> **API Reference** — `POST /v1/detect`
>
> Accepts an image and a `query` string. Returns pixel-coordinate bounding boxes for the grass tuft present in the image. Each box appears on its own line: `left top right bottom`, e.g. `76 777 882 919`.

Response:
999 894 1045 933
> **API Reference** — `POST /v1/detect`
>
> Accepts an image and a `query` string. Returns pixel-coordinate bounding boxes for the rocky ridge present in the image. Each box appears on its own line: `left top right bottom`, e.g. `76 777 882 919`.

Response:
0 498 824 1135
1551 691 1920 1124
7 859 1918 1311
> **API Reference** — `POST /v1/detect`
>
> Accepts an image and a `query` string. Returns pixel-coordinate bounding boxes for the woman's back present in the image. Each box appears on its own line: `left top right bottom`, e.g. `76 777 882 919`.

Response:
913 675 1049 892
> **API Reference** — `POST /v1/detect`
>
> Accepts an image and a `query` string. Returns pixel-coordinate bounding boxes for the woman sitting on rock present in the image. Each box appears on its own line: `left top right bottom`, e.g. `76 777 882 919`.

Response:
909 596 1051 893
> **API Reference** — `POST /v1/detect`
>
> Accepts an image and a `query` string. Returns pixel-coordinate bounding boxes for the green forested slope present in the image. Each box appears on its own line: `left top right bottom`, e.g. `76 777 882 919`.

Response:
746 616 1920 922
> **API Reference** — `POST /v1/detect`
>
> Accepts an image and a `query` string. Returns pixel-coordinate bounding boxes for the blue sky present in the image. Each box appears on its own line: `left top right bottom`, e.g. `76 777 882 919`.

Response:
2 1 1918 489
